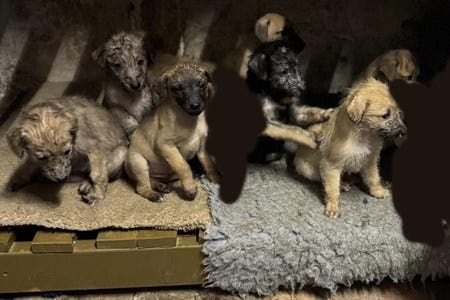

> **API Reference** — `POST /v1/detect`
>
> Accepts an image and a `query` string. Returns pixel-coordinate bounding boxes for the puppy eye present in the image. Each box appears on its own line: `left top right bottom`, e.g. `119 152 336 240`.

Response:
64 148 71 155
171 85 182 92
37 155 49 161
381 110 391 119
137 59 145 66
113 63 122 70
407 75 413 81
198 81 206 89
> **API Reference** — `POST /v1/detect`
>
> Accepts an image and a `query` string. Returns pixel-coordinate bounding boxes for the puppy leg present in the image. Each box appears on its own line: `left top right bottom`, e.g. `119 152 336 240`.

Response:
109 107 139 136
157 143 197 200
78 151 108 204
361 152 390 199
197 143 220 183
106 145 127 180
320 160 342 218
10 159 39 191
263 122 317 149
290 104 334 127
125 151 162 201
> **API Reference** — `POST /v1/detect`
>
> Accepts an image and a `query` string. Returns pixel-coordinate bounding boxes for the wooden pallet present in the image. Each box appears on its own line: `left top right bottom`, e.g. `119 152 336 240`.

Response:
0 227 205 294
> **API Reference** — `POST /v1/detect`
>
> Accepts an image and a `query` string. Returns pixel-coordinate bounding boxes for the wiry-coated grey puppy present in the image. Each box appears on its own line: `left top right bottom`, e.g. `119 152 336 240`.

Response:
92 31 154 136
246 40 332 162
7 96 128 205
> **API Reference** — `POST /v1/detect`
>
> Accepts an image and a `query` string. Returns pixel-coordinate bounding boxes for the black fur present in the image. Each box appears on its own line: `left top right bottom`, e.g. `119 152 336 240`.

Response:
246 39 306 163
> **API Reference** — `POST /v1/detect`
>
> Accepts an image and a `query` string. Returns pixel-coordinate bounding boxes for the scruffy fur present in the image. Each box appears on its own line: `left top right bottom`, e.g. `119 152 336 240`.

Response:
294 79 407 217
7 97 128 204
92 31 154 136
358 49 419 83
125 62 219 201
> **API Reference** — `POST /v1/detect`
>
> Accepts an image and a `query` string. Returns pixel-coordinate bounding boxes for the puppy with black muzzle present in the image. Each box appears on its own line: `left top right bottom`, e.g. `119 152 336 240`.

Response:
92 31 154 136
7 96 128 204
125 62 219 201
294 79 407 217
246 40 332 162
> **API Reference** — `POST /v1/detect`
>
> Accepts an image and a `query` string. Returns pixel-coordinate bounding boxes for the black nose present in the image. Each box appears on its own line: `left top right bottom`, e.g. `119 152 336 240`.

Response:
191 102 201 110
130 82 141 91
398 124 408 136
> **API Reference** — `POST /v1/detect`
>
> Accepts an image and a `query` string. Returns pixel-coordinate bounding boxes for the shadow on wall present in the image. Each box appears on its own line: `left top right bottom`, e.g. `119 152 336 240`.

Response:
390 61 450 247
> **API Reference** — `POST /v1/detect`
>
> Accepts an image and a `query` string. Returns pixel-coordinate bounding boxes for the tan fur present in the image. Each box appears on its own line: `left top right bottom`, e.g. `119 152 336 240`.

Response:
223 13 287 78
294 79 406 217
7 97 127 204
358 49 419 83
255 13 286 43
125 62 219 201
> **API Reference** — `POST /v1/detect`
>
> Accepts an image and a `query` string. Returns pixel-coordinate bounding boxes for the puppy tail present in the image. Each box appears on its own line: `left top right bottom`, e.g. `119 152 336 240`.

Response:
262 123 317 149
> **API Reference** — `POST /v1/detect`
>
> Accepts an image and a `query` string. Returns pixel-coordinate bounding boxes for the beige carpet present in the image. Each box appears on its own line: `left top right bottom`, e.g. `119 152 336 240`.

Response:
0 82 212 231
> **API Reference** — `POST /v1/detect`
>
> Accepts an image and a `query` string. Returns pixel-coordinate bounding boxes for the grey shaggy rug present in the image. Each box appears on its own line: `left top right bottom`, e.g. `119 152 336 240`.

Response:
202 160 450 296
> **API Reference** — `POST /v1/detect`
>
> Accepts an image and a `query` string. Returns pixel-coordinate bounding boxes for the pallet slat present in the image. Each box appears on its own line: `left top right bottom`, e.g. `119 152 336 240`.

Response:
96 230 138 249
177 234 198 247
137 230 177 248
0 231 15 253
31 232 75 254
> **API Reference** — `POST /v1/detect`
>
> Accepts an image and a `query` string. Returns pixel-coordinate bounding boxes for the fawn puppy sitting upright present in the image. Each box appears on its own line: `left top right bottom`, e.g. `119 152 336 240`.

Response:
125 62 219 201
294 79 407 218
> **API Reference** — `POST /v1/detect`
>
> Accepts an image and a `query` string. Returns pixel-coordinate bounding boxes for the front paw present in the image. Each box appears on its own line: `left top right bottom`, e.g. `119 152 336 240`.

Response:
137 184 163 202
370 185 390 199
180 184 197 201
10 178 28 192
324 201 340 218
78 182 105 205
323 108 334 119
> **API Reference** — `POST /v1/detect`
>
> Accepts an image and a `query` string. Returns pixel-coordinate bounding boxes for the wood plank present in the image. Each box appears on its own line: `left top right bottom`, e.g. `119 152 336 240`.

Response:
96 230 138 249
0 231 15 253
177 234 198 247
137 230 177 248
198 229 205 243
0 241 203 293
31 232 75 254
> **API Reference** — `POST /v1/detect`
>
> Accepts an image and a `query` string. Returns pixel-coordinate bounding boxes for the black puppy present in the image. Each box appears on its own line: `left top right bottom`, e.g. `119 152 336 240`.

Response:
246 40 332 162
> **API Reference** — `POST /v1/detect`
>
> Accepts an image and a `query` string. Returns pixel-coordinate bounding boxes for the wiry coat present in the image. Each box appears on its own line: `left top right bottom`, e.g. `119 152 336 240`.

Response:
93 31 154 136
7 96 128 204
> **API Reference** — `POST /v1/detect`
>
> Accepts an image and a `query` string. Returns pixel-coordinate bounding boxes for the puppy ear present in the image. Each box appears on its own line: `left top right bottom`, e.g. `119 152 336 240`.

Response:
66 112 78 140
154 74 169 98
248 53 268 80
346 96 369 124
7 126 27 158
92 46 106 68
378 57 397 82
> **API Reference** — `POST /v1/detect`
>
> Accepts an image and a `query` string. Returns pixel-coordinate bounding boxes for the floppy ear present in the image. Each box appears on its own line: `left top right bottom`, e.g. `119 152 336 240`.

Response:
378 57 397 82
92 46 106 68
154 74 169 99
7 126 27 158
346 95 369 124
248 53 268 80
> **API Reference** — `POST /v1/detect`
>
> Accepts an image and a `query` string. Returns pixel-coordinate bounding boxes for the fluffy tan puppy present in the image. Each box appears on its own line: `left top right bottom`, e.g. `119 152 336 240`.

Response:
254 13 287 42
294 79 407 217
358 49 419 83
125 62 219 201
7 97 128 204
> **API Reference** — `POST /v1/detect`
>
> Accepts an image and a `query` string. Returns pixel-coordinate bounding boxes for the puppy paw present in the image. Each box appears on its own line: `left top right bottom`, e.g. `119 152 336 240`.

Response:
324 108 334 119
207 171 221 184
370 185 390 199
180 184 197 201
137 185 163 202
78 183 105 205
341 181 352 192
152 182 171 194
10 178 28 192
324 202 340 218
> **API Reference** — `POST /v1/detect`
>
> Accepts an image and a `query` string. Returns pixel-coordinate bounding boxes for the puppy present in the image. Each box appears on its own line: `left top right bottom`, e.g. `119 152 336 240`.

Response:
7 96 128 204
294 79 407 217
92 31 154 136
358 49 419 83
247 40 332 162
125 62 219 201
225 12 305 78
255 13 305 51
